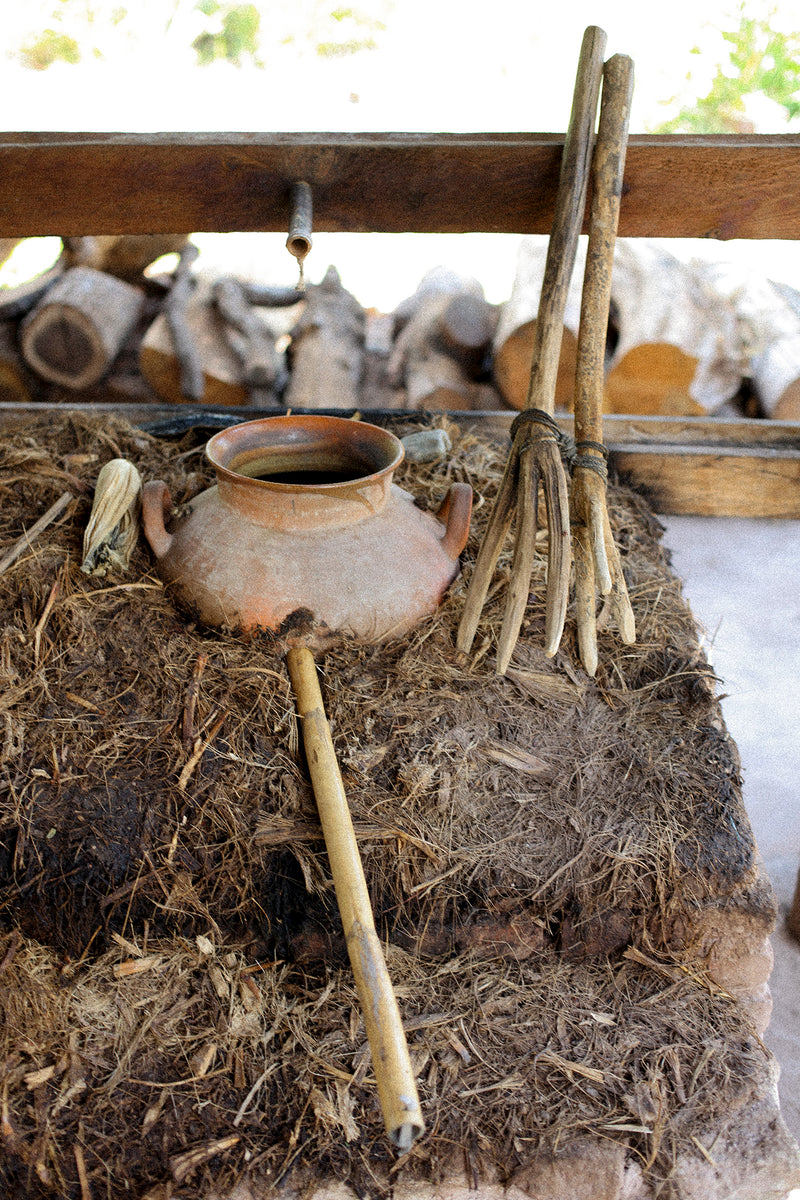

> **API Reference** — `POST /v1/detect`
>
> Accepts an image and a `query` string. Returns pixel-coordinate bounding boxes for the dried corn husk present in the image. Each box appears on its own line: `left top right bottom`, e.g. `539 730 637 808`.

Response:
81 458 142 576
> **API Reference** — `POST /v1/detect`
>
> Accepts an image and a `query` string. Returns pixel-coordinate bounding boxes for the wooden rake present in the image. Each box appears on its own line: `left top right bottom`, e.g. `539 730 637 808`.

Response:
457 25 607 674
570 52 636 675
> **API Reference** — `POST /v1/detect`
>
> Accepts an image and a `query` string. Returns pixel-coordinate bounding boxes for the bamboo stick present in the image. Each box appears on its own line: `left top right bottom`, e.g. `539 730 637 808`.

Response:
286 646 424 1151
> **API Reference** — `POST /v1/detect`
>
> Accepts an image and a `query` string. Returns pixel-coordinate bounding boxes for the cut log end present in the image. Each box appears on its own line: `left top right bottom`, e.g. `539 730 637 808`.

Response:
604 342 707 416
771 378 800 420
20 266 143 390
29 309 95 378
493 320 578 411
140 304 248 407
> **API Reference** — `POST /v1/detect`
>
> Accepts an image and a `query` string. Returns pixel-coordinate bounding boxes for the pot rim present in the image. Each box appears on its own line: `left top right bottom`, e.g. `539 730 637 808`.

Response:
205 414 405 492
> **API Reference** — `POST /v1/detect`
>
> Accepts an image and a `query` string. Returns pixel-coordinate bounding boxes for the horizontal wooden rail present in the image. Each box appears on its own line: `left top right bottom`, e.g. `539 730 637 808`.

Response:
1 132 800 239
1 403 798 517
466 411 800 517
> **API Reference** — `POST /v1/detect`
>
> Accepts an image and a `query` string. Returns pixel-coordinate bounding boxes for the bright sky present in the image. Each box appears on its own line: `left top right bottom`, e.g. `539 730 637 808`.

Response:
2 0 800 309
2 0 791 133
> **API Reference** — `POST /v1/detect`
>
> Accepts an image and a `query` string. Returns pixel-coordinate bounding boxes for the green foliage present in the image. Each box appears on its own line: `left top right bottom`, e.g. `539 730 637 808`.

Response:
18 28 81 71
315 6 386 58
656 8 800 133
11 1 391 72
192 2 261 66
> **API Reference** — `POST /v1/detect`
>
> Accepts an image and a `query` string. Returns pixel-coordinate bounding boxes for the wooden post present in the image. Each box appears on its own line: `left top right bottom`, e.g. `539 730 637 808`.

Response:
286 646 424 1152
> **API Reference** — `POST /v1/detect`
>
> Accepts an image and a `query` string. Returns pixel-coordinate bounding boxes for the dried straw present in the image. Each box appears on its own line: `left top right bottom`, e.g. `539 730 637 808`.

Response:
0 412 777 1199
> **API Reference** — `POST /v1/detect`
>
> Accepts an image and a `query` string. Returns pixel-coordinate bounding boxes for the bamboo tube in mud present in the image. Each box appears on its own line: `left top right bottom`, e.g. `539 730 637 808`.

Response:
286 646 424 1151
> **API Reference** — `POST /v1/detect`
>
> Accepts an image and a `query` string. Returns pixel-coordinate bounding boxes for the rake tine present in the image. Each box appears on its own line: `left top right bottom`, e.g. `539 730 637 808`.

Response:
581 469 613 596
573 522 598 677
496 448 539 674
603 506 636 644
456 450 520 654
539 439 572 656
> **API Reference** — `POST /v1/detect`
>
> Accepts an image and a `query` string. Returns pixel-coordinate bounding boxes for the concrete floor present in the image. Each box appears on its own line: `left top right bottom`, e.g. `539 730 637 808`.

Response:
660 516 800 1155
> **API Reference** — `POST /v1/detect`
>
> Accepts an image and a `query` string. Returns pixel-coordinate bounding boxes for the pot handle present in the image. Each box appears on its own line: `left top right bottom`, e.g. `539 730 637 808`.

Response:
436 482 472 560
141 480 174 559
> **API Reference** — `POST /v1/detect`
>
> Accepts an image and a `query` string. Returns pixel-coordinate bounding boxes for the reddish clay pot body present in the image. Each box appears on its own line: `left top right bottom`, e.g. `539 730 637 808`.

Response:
142 415 472 645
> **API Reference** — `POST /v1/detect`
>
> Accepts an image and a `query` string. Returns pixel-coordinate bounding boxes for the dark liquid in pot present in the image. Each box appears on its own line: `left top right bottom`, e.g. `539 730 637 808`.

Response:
255 469 363 486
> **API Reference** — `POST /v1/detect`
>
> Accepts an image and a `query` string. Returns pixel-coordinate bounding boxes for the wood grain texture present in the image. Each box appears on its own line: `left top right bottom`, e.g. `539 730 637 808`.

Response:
1 133 800 238
611 444 800 517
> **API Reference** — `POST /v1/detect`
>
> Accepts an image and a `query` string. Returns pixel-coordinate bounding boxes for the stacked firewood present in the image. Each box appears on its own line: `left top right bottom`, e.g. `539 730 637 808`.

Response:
493 238 800 419
2 235 800 417
0 236 305 408
0 239 503 411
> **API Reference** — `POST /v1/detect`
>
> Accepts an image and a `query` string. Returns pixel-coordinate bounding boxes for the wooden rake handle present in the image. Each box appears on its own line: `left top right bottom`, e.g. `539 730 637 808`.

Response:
525 23 607 416
571 54 637 676
573 53 635 447
286 646 424 1152
456 26 606 664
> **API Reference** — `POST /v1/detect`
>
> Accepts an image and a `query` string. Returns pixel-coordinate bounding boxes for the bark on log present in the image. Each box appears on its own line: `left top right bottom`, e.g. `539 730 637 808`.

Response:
213 276 282 391
702 273 800 419
20 266 144 390
492 238 584 411
387 272 500 409
0 321 38 403
605 241 742 415
494 238 745 416
139 286 248 407
284 266 365 409
63 234 190 282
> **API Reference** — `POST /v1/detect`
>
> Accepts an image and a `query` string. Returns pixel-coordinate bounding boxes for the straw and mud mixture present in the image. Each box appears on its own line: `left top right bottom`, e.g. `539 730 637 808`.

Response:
0 413 784 1198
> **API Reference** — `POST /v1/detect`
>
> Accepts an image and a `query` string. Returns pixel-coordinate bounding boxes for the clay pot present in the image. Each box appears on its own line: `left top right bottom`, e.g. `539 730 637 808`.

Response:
142 415 472 645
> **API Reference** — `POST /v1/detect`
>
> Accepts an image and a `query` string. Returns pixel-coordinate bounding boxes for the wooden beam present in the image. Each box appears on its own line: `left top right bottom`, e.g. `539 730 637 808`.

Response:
1 133 800 239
